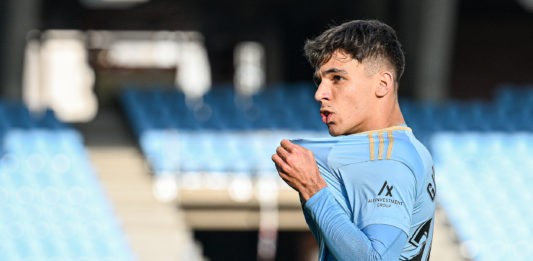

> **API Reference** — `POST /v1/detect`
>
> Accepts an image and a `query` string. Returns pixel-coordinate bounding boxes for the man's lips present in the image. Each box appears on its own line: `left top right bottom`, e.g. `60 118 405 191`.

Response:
320 110 332 124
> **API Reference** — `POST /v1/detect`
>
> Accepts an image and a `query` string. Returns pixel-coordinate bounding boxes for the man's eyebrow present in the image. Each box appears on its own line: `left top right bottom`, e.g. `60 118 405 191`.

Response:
313 68 348 84
320 68 348 76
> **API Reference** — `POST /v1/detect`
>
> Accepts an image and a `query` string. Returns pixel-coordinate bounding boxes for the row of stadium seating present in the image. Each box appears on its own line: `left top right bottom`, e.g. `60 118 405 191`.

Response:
0 101 134 260
120 83 323 134
0 102 66 132
138 130 325 176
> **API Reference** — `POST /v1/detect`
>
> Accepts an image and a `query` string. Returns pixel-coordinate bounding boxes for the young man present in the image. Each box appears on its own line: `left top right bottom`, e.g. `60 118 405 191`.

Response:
272 20 436 260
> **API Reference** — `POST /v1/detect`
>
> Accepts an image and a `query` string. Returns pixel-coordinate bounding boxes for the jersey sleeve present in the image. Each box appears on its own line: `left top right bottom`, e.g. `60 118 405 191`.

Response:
338 160 416 235
304 188 407 260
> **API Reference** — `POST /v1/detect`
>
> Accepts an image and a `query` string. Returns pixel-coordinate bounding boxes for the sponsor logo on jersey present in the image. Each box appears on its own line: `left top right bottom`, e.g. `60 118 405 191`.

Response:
368 181 404 208
378 181 394 197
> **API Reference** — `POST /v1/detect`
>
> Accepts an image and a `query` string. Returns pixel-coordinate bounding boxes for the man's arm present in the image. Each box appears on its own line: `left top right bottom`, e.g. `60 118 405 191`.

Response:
305 188 407 260
273 139 413 260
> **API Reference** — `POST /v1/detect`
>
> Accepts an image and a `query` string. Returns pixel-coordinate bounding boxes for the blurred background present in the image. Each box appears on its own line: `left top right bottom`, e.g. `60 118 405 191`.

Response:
0 0 532 260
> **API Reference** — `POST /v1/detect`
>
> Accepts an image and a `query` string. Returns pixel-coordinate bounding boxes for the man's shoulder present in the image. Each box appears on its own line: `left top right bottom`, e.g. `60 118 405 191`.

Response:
292 126 431 170
328 126 422 167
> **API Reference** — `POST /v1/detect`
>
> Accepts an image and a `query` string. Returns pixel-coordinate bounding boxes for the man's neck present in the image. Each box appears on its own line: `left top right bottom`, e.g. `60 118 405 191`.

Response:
362 100 405 132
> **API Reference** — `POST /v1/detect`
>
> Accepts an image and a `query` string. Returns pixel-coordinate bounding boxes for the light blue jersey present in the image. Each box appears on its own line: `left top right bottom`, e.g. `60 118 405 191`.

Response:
293 126 436 261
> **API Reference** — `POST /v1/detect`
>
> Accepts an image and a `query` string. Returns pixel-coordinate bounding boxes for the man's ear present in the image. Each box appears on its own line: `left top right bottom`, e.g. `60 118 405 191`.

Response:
375 70 394 98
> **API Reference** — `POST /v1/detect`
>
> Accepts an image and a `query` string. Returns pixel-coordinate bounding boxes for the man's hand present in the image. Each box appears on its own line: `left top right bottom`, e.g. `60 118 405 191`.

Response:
272 139 327 201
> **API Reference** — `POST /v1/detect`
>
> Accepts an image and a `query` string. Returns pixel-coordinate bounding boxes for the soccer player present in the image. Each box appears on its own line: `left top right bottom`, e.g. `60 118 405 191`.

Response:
272 20 436 260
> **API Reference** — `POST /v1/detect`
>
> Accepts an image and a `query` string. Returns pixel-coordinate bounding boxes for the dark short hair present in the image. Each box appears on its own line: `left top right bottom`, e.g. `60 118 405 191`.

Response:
304 20 405 81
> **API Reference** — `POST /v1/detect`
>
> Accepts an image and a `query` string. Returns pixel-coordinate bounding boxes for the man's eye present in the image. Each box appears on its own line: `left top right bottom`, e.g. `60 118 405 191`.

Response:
332 75 343 82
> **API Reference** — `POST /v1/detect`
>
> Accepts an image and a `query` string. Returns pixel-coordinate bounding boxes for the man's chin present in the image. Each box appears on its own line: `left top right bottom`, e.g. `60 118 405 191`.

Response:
327 126 342 137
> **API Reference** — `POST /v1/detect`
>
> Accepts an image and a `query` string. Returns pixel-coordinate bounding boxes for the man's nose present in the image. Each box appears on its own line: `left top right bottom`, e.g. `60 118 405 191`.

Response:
314 82 330 102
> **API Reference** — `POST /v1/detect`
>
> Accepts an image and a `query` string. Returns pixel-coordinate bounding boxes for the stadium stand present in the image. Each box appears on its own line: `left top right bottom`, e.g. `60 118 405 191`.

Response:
120 83 532 261
429 86 533 261
0 101 135 260
120 83 326 180
432 132 533 260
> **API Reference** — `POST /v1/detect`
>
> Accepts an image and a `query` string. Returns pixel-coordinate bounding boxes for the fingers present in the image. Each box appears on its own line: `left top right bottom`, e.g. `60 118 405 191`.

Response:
275 144 289 161
271 153 290 174
272 139 305 174
280 139 295 151
274 139 307 165
271 153 282 166
272 153 296 187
